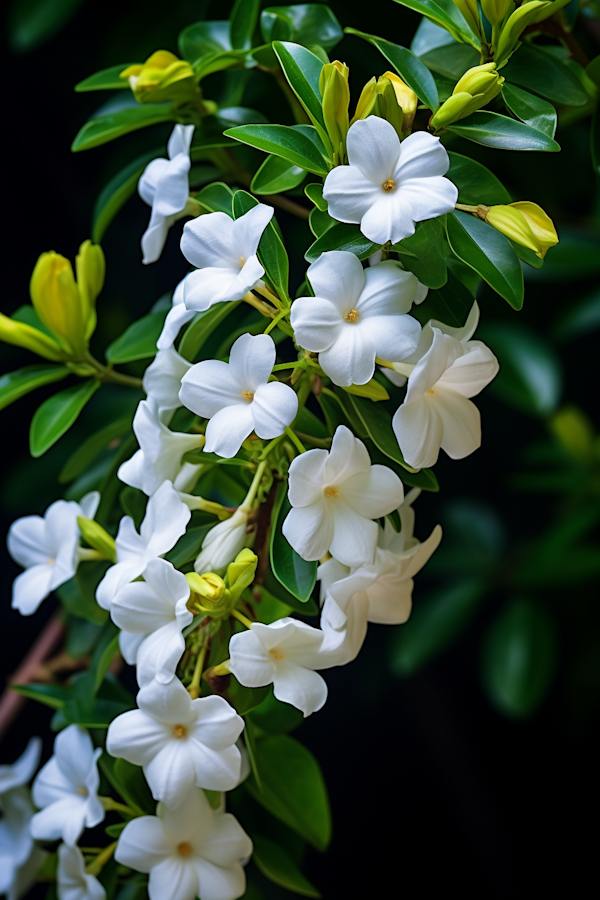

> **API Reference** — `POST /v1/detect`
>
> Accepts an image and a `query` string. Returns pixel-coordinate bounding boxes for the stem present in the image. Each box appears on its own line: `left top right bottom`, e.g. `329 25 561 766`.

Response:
375 357 396 369
258 434 285 460
188 643 207 700
78 547 104 561
284 426 306 454
242 291 278 318
241 458 269 510
295 430 332 448
86 842 117 877
455 203 479 213
99 796 135 816
264 309 288 334
260 192 310 220
231 608 254 629
83 353 143 389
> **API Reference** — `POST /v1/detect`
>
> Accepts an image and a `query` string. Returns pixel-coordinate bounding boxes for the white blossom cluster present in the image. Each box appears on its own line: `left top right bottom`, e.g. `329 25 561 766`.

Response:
4 115 500 900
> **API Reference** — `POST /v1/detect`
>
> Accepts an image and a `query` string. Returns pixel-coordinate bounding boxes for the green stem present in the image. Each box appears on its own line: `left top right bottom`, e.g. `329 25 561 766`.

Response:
83 353 143 389
188 643 207 699
258 434 285 460
86 841 117 877
264 309 288 334
295 430 332 448
284 426 306 454
98 796 135 816
231 608 254 629
241 458 269 511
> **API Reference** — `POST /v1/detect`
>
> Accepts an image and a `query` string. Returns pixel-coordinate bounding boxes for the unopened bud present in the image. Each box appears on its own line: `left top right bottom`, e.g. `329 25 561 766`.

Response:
320 60 350 162
77 517 116 561
226 548 258 603
120 50 200 107
494 1 552 64
342 379 390 402
480 0 511 26
375 78 406 139
75 241 105 342
431 63 504 128
352 76 378 123
484 201 558 258
186 571 232 617
451 0 482 35
383 72 418 132
194 508 249 575
0 313 63 361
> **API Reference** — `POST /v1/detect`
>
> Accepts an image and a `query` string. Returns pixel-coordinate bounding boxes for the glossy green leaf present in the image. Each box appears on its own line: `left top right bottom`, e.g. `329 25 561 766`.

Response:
195 181 235 215
346 28 439 110
446 111 560 152
502 84 557 139
393 218 447 288
227 678 270 716
166 521 215 568
341 393 417 473
305 222 379 263
250 690 303 734
415 267 474 327
478 322 563 416
8 0 86 53
388 578 486 676
419 42 479 81
11 683 71 709
90 621 120 694
112 759 155 815
230 0 260 49
446 211 524 309
225 124 329 175
30 379 100 458
106 310 167 364
251 155 306 194
261 5 343 52
481 600 557 718
523 227 600 284
58 571 109 626
92 149 159 243
304 182 327 210
503 44 589 107
179 301 242 362
252 835 320 897
447 151 511 206
75 64 132 92
270 482 317 603
308 207 335 238
273 42 329 149
71 105 175 152
553 289 600 342
179 20 231 59
246 734 331 851
233 191 290 302
0 365 70 412
392 0 478 47
59 415 132 483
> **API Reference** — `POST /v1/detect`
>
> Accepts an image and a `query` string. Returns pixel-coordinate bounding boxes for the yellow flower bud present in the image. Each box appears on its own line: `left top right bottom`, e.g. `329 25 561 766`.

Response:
341 379 390 401
451 0 482 35
120 50 199 107
374 77 406 139
319 60 350 163
431 63 504 128
383 71 418 131
30 243 102 358
352 76 378 123
186 571 232 617
484 201 558 258
0 313 63 361
77 517 116 561
494 1 552 64
480 0 512 26
226 548 258 603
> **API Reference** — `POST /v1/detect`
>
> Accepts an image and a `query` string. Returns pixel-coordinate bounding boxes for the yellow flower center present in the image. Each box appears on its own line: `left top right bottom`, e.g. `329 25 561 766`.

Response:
343 309 359 323
178 842 193 857
382 179 395 192
76 787 88 795
427 389 435 394
324 486 339 499
242 390 254 401
240 256 246 267
270 650 285 660
46 558 55 565
173 725 187 739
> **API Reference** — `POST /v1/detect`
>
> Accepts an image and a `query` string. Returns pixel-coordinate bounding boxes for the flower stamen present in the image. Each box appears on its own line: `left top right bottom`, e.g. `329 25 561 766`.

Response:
324 486 339 499
343 309 359 323
242 390 254 401
382 179 395 192
173 725 187 739
177 842 193 857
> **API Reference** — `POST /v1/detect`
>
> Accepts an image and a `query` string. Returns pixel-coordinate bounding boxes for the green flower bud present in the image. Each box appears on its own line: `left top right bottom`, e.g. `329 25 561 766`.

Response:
375 77 406 139
494 1 552 64
0 313 63 361
352 76 378 123
77 517 116 562
319 60 350 162
484 201 558 258
226 549 258 603
120 50 200 107
75 241 105 342
383 72 418 132
186 572 232 618
451 0 482 36
431 63 504 128
480 0 512 26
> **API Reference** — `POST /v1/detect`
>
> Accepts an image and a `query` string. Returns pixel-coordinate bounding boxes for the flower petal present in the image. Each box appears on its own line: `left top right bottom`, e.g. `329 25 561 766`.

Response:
190 743 241 792
273 661 328 717
107 710 170 767
11 565 53 615
180 213 237 270
287 447 329 507
341 465 404 519
251 381 298 439
435 389 482 459
229 629 275 687
396 131 451 180
144 743 196 809
360 314 421 363
167 124 195 160
115 816 172 872
438 340 499 398
392 396 443 469
189 696 244 751
359 191 415 245
194 858 246 900
231 203 274 258
322 165 382 225
228 332 275 392
318 324 376 386
398 175 458 224
359 261 422 317
329 502 378 567
306 250 365 310
180 360 244 418
324 426 371 484
290 295 343 352
204 404 255 458
346 116 400 183
282 503 333 562
182 267 242 313
7 515 48 568
199 813 252 867
153 153 191 217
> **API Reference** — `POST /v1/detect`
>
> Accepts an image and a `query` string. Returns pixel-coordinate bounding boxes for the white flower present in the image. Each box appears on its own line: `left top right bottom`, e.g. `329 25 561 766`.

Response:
282 425 404 567
0 738 45 900
118 400 201 496
115 787 252 900
0 737 41 796
194 508 249 575
7 492 100 616
96 481 190 610
111 558 193 686
318 490 442 664
392 303 499 469
290 251 422 386
107 678 244 807
157 278 195 351
57 844 106 900
180 204 273 312
143 345 193 422
230 618 333 717
322 117 458 245
31 726 104 846
139 124 195 264
179 333 298 459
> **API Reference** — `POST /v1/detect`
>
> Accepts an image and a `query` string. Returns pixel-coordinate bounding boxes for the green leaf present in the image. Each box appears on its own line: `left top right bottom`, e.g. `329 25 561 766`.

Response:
179 20 232 59
416 267 474 327
90 621 120 694
106 310 167 364
345 28 439 110
392 218 447 288
503 43 589 108
112 758 155 815
71 105 176 152
305 222 379 264
481 600 557 718
252 835 320 897
523 227 600 283
478 322 563 416
419 42 479 81
304 182 327 210
270 482 317 603
233 191 290 302
11 683 71 709
8 0 86 53
447 151 511 206
341 393 417 473
308 206 335 238
165 521 215 567
59 415 132 483
502 84 557 139
92 149 159 243
75 64 132 92
262 568 320 615
195 181 235 215
388 578 486 676
179 300 242 362
30 379 101 458
261 5 343 52
0 365 70 412
446 211 524 309
230 0 260 49
250 690 303 734
251 155 306 195
392 0 478 47
272 42 329 146
226 678 270 716
58 570 109 626
446 111 560 152
246 734 331 851
225 123 329 175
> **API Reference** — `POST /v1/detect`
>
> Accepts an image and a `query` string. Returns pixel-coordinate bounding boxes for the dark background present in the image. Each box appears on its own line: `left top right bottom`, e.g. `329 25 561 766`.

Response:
2 1 599 896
